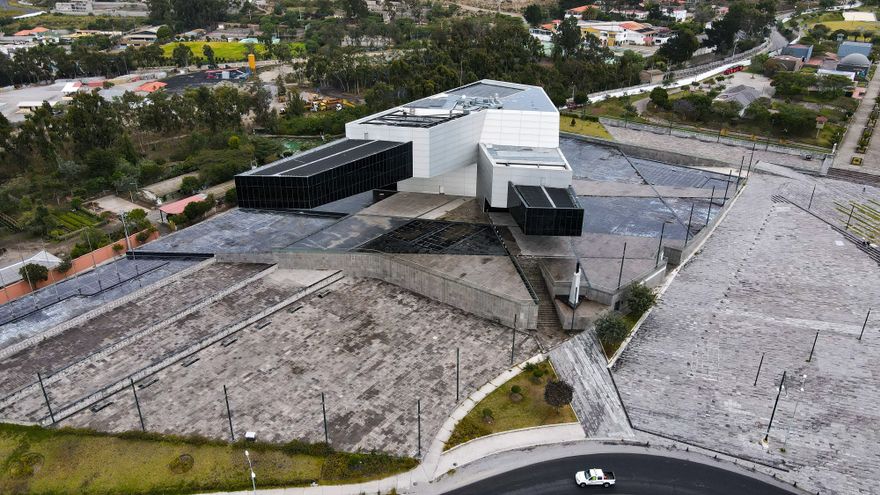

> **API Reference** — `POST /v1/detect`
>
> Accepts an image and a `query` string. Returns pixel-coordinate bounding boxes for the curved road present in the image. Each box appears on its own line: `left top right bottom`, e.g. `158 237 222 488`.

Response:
442 454 797 495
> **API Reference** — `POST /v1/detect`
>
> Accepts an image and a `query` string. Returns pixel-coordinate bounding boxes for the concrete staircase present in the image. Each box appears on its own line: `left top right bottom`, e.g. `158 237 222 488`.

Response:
517 257 563 336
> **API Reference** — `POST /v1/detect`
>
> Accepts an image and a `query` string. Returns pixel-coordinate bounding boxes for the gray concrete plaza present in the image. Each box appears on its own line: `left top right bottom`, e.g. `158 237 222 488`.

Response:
612 174 880 495
57 275 539 456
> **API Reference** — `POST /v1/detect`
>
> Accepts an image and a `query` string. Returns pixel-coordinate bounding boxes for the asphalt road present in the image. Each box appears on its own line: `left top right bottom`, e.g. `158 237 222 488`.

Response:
442 454 796 495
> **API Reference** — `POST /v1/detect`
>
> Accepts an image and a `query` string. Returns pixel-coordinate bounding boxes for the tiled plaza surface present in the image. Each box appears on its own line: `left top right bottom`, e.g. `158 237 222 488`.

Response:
0 259 196 347
58 276 539 457
0 262 268 398
612 174 880 495
0 265 299 423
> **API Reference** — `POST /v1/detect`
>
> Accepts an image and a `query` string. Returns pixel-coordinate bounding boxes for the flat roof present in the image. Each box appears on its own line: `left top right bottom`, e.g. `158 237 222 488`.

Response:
360 79 556 128
483 144 568 168
513 185 579 209
241 139 405 177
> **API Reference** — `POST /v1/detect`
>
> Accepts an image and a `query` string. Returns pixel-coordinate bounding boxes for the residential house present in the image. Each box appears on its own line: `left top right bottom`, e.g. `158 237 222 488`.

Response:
713 84 762 115
769 55 804 72
838 41 872 59
781 43 813 62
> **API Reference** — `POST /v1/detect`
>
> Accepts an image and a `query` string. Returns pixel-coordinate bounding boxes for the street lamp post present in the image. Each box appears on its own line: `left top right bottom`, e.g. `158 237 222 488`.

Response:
782 374 807 451
763 370 787 445
244 450 256 495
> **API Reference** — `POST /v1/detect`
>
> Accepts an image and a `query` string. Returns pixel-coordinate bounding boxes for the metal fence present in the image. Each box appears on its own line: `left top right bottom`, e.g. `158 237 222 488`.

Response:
600 116 832 157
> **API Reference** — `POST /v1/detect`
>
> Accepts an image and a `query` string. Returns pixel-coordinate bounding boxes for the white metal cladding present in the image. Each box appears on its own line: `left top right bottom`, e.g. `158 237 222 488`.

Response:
477 144 572 207
344 80 564 198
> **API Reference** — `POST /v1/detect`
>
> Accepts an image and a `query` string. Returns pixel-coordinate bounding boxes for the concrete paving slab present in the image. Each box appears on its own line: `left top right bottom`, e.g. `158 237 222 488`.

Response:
360 192 467 219
93 194 143 214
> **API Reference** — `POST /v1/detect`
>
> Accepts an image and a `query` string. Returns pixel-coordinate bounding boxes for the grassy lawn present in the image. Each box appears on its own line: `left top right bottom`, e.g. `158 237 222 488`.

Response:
0 13 140 32
560 115 613 140
444 361 578 451
0 424 416 495
162 41 268 61
813 20 880 32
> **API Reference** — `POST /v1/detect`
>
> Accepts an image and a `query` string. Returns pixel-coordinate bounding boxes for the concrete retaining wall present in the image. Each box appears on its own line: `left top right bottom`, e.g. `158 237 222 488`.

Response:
216 251 539 330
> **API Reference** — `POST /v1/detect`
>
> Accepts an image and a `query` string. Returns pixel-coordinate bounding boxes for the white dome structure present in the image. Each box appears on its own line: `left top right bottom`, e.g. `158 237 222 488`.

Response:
839 52 871 68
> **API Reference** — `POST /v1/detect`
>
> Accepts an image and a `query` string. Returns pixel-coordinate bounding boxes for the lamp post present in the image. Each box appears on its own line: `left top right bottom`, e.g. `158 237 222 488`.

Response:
244 450 256 495
763 370 787 446
782 374 807 451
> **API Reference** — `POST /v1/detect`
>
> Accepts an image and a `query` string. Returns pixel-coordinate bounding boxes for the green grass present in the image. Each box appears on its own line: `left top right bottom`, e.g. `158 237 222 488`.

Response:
163 41 267 61
161 41 306 62
0 423 417 495
444 361 578 451
0 13 140 32
560 115 613 140
812 20 880 32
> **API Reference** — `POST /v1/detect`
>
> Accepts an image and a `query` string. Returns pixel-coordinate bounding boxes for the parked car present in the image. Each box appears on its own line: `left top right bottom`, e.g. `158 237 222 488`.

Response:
575 468 616 488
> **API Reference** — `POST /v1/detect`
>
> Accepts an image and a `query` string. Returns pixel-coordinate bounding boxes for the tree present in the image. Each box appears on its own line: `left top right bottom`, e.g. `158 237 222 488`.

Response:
523 4 544 26
819 0 835 10
155 25 173 43
771 71 816 96
179 175 202 195
202 44 215 66
19 263 48 289
711 100 742 119
56 255 72 274
544 379 574 410
657 30 700 64
770 103 816 136
342 0 369 18
624 283 657 317
552 17 582 58
172 43 193 67
817 74 852 99
66 92 120 156
595 312 629 348
649 86 671 109
276 74 287 100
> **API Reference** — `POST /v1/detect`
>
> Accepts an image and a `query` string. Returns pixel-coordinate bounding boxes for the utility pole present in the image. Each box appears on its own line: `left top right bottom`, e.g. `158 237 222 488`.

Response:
807 185 816 210
753 352 764 386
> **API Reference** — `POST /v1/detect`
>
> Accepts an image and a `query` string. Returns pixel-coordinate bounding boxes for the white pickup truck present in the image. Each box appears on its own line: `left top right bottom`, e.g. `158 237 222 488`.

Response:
575 468 616 488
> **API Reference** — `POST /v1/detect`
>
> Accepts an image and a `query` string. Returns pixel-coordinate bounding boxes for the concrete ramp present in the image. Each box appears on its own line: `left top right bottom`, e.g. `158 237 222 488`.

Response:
550 331 633 439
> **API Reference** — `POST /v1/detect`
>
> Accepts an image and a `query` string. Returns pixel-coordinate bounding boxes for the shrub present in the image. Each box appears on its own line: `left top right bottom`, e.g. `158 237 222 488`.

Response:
544 380 574 410
482 408 493 419
625 283 657 317
595 312 629 348
136 231 150 243
511 385 522 395
112 243 124 253
180 175 202 195
281 439 333 457
224 187 238 205
19 263 48 289
55 255 72 274
446 417 491 447
227 135 240 149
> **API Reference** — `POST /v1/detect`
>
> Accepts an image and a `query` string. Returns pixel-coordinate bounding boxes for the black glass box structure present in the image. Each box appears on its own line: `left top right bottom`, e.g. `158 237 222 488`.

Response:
235 139 413 209
508 183 584 237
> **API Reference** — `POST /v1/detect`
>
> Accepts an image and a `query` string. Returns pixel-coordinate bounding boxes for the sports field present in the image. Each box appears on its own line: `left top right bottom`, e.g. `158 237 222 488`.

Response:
161 41 306 61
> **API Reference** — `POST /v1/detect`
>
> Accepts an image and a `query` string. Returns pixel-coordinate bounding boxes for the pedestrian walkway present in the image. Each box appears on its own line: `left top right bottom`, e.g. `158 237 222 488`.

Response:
834 64 880 175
